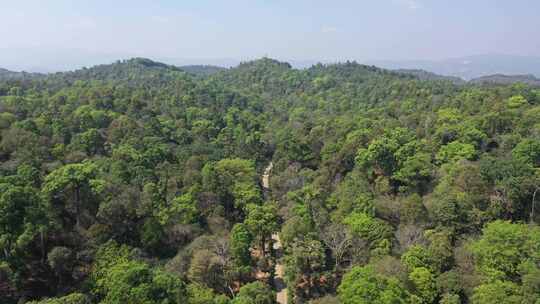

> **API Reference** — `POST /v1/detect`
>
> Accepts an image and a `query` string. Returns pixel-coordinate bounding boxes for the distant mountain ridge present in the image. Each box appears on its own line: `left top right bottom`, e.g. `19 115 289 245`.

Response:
368 54 540 80
394 69 465 84
469 74 540 86
4 56 540 87
0 67 43 80
392 68 540 87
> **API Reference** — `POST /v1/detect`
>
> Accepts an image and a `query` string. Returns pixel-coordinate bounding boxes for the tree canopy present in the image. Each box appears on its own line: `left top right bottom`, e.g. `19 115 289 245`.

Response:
0 58 539 303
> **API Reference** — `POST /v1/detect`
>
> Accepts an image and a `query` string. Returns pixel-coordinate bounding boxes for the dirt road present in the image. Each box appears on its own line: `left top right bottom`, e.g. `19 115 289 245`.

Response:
262 162 287 304
272 233 287 304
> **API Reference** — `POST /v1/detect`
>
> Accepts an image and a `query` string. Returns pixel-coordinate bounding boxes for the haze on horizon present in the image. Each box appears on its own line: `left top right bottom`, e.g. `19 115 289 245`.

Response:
1 0 540 72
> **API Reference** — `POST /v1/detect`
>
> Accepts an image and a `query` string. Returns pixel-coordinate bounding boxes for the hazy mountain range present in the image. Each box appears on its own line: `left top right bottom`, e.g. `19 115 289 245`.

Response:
3 49 540 80
368 54 540 80
2 54 540 87
0 67 43 80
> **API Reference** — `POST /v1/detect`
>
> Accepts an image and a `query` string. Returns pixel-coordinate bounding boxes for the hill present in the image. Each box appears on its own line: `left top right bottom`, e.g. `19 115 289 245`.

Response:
50 57 186 81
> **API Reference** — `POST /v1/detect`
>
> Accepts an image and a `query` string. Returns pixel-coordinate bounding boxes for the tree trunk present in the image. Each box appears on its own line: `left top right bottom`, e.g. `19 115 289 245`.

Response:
40 230 45 263
75 185 81 228
531 188 538 224
261 235 266 258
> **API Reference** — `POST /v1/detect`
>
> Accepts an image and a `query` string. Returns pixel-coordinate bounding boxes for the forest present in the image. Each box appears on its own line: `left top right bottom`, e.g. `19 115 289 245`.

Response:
0 57 539 304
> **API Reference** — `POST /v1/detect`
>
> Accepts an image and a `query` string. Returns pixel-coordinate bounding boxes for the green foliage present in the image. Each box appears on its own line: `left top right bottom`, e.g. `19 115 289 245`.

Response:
327 169 375 219
439 293 460 304
401 245 433 271
436 142 477 164
47 246 73 276
356 127 414 176
409 267 438 304
338 265 410 304
140 217 165 252
244 203 279 249
42 161 104 227
92 241 185 304
512 138 540 167
428 161 489 231
0 184 47 259
92 240 133 293
27 293 91 304
284 238 326 299
471 280 522 304
393 152 433 193
157 190 199 225
186 284 227 304
344 212 392 251
507 95 528 108
203 158 261 212
231 281 276 304
98 260 184 304
230 223 253 267
471 220 540 281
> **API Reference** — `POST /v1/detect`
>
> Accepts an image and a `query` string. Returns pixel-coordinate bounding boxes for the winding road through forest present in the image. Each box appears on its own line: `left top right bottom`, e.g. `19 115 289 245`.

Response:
262 162 287 304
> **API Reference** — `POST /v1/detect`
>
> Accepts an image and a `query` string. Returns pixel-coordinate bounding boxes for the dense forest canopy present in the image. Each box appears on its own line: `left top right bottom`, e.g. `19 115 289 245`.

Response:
0 57 539 304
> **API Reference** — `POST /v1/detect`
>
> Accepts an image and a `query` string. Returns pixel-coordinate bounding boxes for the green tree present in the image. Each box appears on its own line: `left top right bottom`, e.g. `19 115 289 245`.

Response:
0 185 47 260
471 220 540 281
439 293 460 304
338 265 410 304
285 238 326 301
507 95 528 109
231 281 276 304
69 128 105 155
409 267 438 304
42 161 104 228
436 142 477 164
471 280 522 304
230 223 253 267
27 293 91 304
356 128 414 176
202 158 261 213
244 203 279 257
156 190 199 226
393 152 433 193
186 283 227 304
512 139 540 167
401 245 433 272
98 260 185 304
47 246 74 287
344 212 392 252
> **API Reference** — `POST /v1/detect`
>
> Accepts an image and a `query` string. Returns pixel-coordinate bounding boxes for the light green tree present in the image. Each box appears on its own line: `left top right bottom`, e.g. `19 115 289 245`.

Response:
231 281 276 304
42 161 104 228
409 267 438 304
338 265 410 304
471 280 522 304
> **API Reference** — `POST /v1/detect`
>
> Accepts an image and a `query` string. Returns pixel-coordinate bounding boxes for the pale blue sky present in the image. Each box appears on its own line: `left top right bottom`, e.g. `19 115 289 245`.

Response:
1 0 539 71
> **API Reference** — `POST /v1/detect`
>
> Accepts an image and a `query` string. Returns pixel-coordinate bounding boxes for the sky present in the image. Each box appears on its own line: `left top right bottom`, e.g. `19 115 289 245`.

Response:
1 0 540 72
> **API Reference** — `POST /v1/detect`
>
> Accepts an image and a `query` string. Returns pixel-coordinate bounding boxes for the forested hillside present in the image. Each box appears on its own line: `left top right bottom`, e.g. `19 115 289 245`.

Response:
1 58 539 304
0 68 43 81
469 74 540 87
